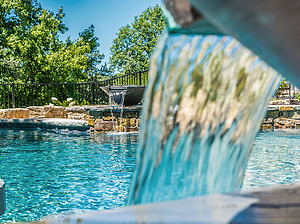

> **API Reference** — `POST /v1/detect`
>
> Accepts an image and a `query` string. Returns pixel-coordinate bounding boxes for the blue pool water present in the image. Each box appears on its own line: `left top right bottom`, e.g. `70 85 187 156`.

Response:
0 129 137 223
243 130 300 189
0 128 299 222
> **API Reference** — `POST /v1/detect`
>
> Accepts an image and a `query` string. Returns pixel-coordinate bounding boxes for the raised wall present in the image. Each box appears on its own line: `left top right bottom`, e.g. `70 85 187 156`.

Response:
87 106 142 132
262 105 300 129
0 105 298 131
0 106 90 120
0 106 142 132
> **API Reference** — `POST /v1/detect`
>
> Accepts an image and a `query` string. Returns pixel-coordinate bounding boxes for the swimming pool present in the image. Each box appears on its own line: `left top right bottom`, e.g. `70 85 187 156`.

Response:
0 129 137 223
0 129 299 222
243 130 300 189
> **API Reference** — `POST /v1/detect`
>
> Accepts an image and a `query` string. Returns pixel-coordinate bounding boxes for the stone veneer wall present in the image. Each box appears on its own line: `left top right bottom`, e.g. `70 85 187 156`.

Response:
0 106 142 132
262 105 300 129
1 105 299 131
88 109 142 133
0 106 90 120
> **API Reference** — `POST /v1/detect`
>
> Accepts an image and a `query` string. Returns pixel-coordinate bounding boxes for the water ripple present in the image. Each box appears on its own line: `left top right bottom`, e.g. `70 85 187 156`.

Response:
243 130 300 189
0 129 137 223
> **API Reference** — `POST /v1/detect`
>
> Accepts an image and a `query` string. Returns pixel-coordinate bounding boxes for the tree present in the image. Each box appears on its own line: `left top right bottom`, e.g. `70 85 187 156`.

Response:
0 0 42 83
89 62 113 82
79 25 104 80
110 4 166 74
0 0 104 84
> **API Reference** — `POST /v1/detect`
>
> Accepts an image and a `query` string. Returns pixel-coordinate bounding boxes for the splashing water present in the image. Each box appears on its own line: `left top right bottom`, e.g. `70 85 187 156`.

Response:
109 89 127 132
128 33 281 204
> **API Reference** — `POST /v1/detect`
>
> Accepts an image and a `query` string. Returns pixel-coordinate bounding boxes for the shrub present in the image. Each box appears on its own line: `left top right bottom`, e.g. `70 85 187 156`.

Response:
51 97 90 107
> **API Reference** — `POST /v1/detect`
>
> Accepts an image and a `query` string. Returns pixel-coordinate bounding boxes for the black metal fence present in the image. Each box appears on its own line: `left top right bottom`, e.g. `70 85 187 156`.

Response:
0 70 148 109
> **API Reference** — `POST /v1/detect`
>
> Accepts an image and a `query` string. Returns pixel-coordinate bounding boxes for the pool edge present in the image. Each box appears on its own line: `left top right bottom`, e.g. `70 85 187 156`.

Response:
37 182 300 224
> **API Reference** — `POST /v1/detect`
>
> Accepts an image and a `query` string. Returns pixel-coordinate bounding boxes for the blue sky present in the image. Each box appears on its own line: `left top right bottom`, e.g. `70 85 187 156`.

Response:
38 0 162 63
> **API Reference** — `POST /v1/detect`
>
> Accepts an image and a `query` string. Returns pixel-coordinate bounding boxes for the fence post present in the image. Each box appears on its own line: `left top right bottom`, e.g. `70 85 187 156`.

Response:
139 72 142 85
92 82 95 105
12 83 15 108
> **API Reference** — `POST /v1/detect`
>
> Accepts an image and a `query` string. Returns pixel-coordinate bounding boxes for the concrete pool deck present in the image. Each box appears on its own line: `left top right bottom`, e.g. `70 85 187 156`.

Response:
35 183 300 224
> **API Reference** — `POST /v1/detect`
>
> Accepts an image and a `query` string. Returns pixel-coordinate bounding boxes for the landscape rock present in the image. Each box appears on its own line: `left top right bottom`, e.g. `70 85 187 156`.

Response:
88 119 95 126
130 118 136 127
126 127 139 132
27 106 46 118
0 108 29 119
102 116 115 121
116 126 124 132
274 118 297 129
118 118 130 126
292 111 300 119
262 124 273 130
44 106 67 118
94 121 114 132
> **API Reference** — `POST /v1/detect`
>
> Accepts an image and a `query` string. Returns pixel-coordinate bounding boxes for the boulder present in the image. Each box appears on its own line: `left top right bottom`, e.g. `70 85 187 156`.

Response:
262 124 273 130
44 106 67 118
0 108 29 119
94 121 115 132
27 106 46 118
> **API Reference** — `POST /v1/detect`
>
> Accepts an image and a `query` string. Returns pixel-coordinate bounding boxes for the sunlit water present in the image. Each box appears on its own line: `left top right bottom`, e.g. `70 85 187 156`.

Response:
0 129 299 222
128 33 281 204
243 130 300 189
0 129 137 223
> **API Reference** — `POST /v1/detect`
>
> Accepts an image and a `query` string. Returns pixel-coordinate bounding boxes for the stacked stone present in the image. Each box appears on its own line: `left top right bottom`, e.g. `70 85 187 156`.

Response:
270 99 300 105
262 118 300 129
0 106 90 120
89 111 141 133
0 108 29 119
262 105 300 130
65 107 90 120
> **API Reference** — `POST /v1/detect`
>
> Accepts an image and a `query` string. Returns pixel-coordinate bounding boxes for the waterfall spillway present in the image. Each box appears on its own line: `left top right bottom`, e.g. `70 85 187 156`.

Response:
128 34 281 204
108 88 127 132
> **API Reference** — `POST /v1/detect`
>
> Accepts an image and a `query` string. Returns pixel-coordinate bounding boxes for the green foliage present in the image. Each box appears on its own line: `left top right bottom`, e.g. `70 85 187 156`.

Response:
295 93 300 101
51 97 90 107
90 62 113 82
79 25 105 81
0 0 104 84
279 78 289 89
53 100 70 107
110 5 166 74
80 99 90 105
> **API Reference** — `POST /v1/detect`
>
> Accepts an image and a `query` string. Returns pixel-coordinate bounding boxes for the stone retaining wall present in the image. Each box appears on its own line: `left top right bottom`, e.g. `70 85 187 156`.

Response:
88 108 142 133
0 106 142 133
0 106 89 120
1 105 299 131
262 105 300 130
